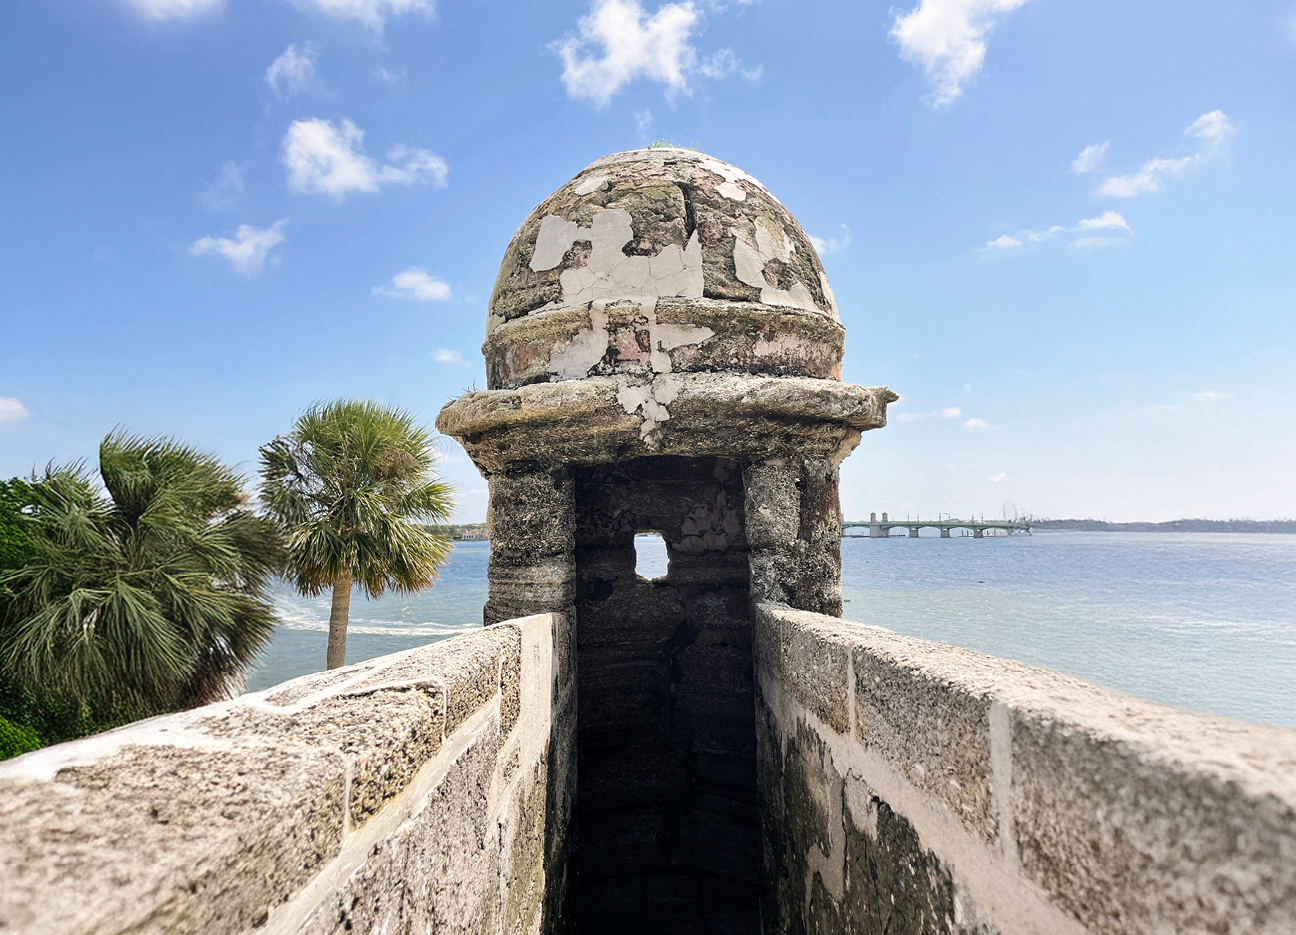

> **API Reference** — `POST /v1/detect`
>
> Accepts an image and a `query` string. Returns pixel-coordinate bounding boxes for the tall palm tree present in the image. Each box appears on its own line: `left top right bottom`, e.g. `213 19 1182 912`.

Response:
258 400 454 669
0 433 283 718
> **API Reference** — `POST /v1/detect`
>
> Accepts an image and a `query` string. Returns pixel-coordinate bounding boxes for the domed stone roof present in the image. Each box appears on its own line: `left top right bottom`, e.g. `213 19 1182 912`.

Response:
438 149 894 470
483 149 846 391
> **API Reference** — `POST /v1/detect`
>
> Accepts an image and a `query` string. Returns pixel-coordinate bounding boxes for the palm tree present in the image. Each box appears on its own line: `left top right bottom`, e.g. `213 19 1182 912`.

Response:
258 400 454 669
0 433 283 718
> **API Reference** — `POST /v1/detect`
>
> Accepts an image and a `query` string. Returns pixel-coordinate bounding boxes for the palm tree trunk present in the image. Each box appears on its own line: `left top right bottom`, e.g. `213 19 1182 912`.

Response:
326 574 352 670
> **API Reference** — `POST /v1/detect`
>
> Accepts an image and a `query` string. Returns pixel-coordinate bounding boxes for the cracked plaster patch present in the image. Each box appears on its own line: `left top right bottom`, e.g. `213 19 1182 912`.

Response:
697 156 774 203
529 208 703 309
732 223 819 314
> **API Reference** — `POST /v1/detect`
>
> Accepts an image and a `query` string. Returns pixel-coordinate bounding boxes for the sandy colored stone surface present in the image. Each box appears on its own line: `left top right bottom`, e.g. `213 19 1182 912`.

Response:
0 744 347 935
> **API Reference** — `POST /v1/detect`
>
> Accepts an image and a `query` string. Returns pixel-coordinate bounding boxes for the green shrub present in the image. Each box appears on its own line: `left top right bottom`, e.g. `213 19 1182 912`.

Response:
0 714 41 759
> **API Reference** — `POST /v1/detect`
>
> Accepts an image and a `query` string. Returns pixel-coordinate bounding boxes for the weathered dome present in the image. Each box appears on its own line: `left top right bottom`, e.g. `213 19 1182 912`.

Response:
483 149 845 390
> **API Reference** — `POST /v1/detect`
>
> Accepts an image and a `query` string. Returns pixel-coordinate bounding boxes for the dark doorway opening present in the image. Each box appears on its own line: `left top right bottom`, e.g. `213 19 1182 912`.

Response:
573 456 758 935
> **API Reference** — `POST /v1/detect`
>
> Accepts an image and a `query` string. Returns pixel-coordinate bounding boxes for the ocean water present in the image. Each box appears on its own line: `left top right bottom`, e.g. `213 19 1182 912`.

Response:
247 532 1296 731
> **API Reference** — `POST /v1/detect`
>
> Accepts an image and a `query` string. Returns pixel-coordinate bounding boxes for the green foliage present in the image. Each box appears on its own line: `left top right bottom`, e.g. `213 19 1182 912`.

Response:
0 433 285 722
0 713 41 759
0 477 35 576
259 399 455 601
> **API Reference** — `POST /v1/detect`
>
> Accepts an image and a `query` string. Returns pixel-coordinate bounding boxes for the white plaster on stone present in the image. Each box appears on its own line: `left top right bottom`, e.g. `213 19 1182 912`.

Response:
757 631 1091 935
988 701 1018 870
732 227 821 314
530 215 580 272
697 156 770 203
547 304 611 381
529 208 703 311
574 174 610 196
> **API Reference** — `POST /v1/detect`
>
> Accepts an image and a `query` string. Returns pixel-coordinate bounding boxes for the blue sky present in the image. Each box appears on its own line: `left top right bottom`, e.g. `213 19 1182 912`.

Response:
2 0 1294 522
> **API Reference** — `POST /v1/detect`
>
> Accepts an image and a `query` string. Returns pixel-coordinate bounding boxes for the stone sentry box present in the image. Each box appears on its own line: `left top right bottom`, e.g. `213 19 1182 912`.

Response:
437 149 896 935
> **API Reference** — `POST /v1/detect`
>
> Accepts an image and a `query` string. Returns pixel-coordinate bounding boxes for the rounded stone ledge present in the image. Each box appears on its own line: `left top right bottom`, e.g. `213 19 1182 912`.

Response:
483 296 845 390
436 372 897 473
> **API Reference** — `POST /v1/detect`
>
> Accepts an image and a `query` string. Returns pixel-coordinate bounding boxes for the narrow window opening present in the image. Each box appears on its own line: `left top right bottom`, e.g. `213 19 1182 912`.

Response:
634 531 668 579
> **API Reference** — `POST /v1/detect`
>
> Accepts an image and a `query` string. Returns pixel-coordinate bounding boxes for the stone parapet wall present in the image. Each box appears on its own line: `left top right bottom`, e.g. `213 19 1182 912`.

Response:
754 602 1296 935
0 613 576 935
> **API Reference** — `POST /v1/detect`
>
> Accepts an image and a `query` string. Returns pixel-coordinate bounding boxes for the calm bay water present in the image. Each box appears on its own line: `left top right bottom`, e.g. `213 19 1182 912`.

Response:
247 532 1296 731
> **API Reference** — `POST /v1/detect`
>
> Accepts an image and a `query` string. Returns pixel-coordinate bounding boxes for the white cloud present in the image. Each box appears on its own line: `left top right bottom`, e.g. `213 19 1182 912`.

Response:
1074 210 1130 232
964 418 989 429
267 44 317 99
434 349 472 366
1193 390 1230 402
810 224 853 256
635 108 654 141
552 0 744 107
374 268 452 301
890 0 1031 107
374 66 404 85
1071 141 1109 173
988 211 1132 253
0 398 29 423
200 162 244 211
983 234 1022 250
896 406 963 422
988 472 1008 482
190 219 288 275
1094 110 1236 198
282 118 448 200
128 0 222 22
288 0 433 33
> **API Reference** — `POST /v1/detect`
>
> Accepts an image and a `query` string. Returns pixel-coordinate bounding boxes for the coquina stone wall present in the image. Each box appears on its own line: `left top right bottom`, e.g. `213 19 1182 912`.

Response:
0 612 576 935
754 602 1296 935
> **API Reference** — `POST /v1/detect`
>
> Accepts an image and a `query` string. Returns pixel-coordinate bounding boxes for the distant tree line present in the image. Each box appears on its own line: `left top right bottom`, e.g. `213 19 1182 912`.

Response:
0 400 454 759
1028 518 1296 534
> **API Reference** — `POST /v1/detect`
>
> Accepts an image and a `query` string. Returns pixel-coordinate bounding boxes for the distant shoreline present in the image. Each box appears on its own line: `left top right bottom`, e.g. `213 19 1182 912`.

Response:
1029 519 1296 534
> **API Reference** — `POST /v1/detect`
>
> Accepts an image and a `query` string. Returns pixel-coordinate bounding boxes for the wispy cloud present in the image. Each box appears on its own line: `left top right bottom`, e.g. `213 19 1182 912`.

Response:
434 349 471 366
374 268 451 301
896 406 963 422
190 219 287 275
890 0 1031 107
0 398 29 423
374 66 405 85
1193 390 1230 402
964 418 989 429
551 0 749 108
810 224 852 256
1071 141 1109 173
983 234 1022 251
288 0 433 34
128 0 222 22
200 162 244 211
634 108 654 142
282 118 447 200
984 211 1132 252
267 44 317 99
988 472 1008 482
1079 111 1237 198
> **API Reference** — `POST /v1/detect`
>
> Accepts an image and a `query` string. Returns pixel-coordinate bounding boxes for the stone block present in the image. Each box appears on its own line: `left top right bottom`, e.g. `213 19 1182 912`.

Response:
199 688 443 828
0 744 346 935
487 467 575 560
849 640 997 847
1009 690 1296 935
298 721 501 935
755 602 851 735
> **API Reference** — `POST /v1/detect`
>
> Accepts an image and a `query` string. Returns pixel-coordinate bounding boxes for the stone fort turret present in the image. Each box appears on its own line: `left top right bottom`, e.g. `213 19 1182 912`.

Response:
5 151 1292 935
436 149 895 932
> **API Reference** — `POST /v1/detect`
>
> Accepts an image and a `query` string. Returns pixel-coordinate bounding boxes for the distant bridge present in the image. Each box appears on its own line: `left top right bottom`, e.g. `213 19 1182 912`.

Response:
843 512 1032 538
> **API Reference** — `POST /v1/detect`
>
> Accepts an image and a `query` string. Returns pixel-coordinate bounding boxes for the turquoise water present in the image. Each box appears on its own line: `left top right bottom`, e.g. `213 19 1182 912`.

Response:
247 532 1296 731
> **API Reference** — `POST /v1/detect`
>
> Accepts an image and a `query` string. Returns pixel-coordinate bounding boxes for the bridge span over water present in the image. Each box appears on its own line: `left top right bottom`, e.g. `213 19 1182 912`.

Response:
843 511 1033 538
